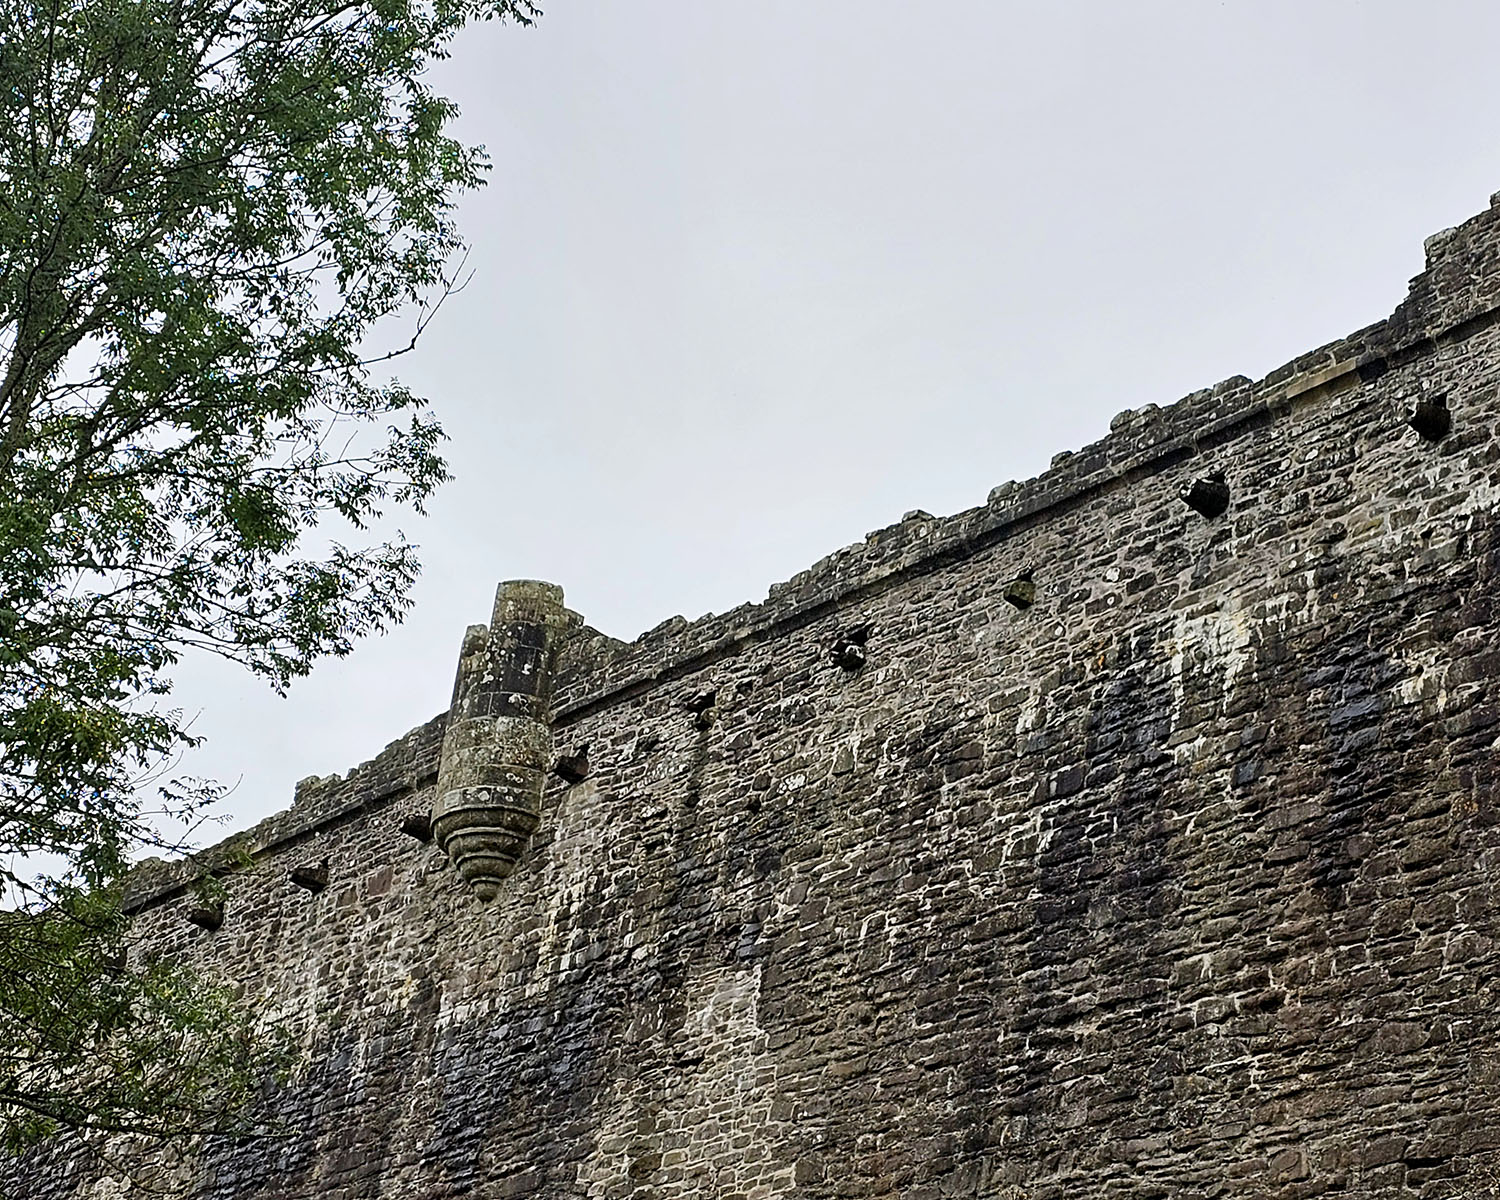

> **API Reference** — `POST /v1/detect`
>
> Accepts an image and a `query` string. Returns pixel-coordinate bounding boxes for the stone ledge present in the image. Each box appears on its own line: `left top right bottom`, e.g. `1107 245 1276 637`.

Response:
120 192 1500 915
122 715 447 912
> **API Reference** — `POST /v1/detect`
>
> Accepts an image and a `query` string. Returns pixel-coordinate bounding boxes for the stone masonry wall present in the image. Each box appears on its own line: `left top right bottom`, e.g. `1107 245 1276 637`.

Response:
13 193 1500 1200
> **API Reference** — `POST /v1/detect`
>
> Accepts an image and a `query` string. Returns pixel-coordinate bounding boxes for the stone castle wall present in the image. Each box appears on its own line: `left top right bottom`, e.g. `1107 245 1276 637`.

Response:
18 194 1500 1199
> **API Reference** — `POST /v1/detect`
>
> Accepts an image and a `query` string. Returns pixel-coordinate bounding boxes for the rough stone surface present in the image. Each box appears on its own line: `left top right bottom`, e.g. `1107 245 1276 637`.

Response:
432 580 572 900
12 194 1500 1199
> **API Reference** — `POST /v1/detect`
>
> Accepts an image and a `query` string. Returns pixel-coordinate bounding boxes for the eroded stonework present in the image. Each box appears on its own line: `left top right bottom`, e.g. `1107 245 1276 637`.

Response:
432 580 573 900
13 194 1500 1199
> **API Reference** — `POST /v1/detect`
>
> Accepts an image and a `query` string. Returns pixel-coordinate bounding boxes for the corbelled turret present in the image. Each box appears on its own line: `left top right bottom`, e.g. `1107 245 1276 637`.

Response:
432 580 570 899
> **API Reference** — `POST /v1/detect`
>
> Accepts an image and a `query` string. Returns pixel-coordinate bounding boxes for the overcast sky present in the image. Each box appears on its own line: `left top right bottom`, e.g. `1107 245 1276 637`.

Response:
166 0 1500 839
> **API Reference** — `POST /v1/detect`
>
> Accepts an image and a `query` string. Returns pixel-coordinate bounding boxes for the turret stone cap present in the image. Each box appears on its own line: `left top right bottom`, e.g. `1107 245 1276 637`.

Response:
491 579 569 626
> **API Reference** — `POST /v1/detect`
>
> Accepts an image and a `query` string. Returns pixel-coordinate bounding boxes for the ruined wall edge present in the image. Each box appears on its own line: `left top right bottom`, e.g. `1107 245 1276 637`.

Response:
121 191 1500 915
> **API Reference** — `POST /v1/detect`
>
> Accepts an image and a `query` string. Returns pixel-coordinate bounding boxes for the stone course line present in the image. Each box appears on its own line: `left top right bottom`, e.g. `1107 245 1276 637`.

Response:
22 190 1500 1200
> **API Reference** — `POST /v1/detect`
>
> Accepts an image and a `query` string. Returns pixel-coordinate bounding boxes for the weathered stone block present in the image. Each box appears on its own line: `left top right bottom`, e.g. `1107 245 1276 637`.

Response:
16 191 1500 1200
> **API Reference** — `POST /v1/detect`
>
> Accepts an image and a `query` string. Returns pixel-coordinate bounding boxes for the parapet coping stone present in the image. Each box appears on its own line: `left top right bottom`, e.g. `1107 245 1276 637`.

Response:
121 193 1500 914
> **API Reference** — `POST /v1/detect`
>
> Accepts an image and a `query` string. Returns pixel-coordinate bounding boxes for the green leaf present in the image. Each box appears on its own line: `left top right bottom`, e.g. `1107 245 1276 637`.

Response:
0 0 541 1152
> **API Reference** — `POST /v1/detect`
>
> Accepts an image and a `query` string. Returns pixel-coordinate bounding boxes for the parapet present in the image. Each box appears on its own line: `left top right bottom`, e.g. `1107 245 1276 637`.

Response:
123 187 1500 913
32 188 1500 1200
545 190 1500 719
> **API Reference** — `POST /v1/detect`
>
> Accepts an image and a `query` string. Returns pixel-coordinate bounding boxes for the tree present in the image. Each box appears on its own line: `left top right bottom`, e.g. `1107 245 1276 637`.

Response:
0 0 539 1152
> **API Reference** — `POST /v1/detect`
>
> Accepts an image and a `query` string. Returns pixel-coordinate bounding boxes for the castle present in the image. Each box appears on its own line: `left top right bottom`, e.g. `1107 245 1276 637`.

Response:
13 192 1500 1198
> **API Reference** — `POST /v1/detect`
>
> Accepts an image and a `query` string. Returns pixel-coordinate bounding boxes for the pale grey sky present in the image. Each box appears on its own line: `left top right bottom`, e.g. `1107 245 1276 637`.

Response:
169 0 1500 836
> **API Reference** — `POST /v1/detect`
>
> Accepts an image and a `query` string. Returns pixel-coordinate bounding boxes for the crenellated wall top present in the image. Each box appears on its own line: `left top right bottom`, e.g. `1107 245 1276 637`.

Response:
122 189 1500 914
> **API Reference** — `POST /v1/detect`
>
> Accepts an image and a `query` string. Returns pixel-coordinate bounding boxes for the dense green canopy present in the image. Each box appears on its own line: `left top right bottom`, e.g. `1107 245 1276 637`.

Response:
0 0 537 1150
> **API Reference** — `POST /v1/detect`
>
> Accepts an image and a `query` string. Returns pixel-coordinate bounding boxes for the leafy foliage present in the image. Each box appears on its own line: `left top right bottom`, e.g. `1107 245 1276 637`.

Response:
0 886 293 1154
0 0 539 1151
